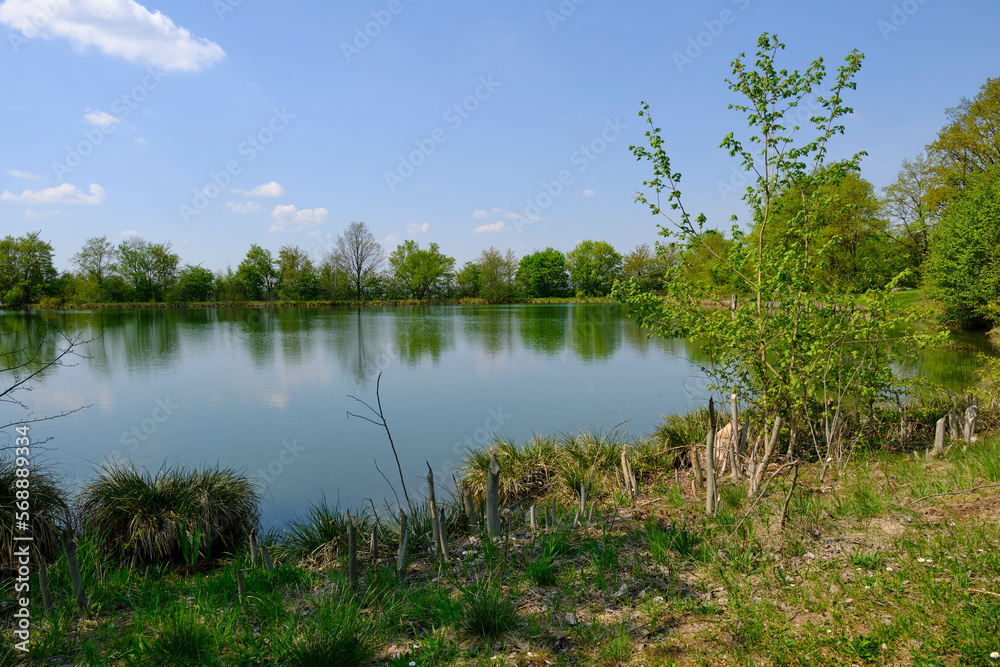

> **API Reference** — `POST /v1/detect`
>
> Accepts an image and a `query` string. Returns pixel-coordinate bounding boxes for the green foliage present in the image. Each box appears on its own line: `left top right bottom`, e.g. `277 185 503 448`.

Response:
235 244 278 301
616 33 937 447
280 597 374 667
277 496 368 565
0 456 69 572
460 584 519 641
566 240 622 296
621 242 677 293
645 518 703 562
115 236 179 302
388 240 455 299
174 264 215 302
517 247 572 297
78 462 259 564
0 231 57 306
474 247 519 303
924 166 1000 329
132 608 221 666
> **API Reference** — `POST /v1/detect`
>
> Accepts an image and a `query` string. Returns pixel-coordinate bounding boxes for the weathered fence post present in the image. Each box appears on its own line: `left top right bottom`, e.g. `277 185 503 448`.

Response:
964 404 978 443
249 530 260 568
948 408 960 440
38 561 54 614
426 463 439 560
486 452 501 537
579 483 587 515
347 512 359 591
932 416 946 457
705 397 717 516
236 569 249 614
529 505 537 533
63 531 90 614
396 510 409 583
462 481 478 532
437 508 451 563
260 544 275 571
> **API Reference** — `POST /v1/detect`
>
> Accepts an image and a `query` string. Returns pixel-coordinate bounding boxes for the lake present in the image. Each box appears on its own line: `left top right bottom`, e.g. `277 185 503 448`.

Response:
1 304 992 527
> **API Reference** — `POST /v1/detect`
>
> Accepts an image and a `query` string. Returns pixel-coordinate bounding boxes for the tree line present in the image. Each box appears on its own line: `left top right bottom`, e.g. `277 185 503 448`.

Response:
2 77 995 328
0 223 671 307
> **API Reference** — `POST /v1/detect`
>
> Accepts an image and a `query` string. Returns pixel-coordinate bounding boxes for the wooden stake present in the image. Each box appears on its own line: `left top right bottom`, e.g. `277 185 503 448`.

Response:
427 463 439 560
249 531 259 568
579 483 587 514
347 513 358 591
529 505 537 532
38 561 54 614
260 545 275 571
462 482 478 531
486 453 501 537
236 569 249 614
706 397 717 516
63 531 90 614
396 510 409 584
932 416 946 457
438 508 451 562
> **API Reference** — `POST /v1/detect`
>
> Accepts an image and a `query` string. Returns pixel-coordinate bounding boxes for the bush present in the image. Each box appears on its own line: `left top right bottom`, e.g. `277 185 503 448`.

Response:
281 598 373 667
79 463 259 565
0 457 69 575
460 584 519 641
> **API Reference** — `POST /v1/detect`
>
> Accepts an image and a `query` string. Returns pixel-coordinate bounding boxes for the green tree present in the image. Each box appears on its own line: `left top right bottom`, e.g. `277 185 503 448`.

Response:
620 243 677 293
388 240 455 299
235 244 278 301
924 166 1000 330
566 240 622 296
882 153 936 277
759 168 890 292
335 221 385 301
615 34 935 458
926 75 1000 208
115 237 178 302
517 248 571 298
276 245 318 300
455 261 481 298
175 265 216 302
70 235 116 297
678 229 742 295
0 231 57 307
475 247 518 303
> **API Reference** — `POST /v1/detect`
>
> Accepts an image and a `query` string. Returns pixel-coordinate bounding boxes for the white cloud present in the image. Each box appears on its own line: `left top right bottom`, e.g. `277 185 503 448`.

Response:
226 201 262 214
0 0 226 72
474 220 507 234
232 181 285 197
308 230 320 237
134 136 148 146
472 209 489 219
24 208 64 219
6 169 43 180
120 229 140 237
406 222 429 234
384 233 399 245
583 189 595 197
0 183 105 204
269 204 328 232
492 207 502 213
84 109 120 128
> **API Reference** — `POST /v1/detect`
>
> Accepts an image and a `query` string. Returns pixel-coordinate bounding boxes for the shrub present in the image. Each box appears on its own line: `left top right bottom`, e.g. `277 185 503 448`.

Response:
0 457 69 575
79 462 258 565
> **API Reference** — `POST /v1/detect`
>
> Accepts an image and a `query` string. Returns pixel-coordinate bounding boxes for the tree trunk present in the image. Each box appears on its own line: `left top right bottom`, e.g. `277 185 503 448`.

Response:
486 453 501 537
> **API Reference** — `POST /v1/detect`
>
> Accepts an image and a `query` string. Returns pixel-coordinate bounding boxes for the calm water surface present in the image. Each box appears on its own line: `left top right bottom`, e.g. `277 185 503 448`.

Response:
1 305 992 526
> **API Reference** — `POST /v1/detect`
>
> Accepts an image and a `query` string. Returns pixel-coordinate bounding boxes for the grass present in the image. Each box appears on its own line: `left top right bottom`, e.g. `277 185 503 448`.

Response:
78 462 259 565
0 457 69 573
5 411 1000 666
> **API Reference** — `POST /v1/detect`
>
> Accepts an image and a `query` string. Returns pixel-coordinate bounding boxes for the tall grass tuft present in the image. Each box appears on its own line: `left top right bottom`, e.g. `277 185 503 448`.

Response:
460 584 519 641
276 496 368 565
281 597 373 667
0 457 69 573
134 608 221 666
78 462 258 565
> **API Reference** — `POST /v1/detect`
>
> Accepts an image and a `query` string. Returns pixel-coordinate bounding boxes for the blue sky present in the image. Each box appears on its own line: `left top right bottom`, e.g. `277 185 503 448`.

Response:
1 0 998 272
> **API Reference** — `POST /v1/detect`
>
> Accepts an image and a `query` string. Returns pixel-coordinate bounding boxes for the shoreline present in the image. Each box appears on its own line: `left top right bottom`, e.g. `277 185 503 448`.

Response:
21 296 618 311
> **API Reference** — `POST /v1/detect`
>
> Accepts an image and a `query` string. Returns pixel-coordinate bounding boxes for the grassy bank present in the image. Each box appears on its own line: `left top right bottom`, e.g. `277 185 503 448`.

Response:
3 411 999 666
